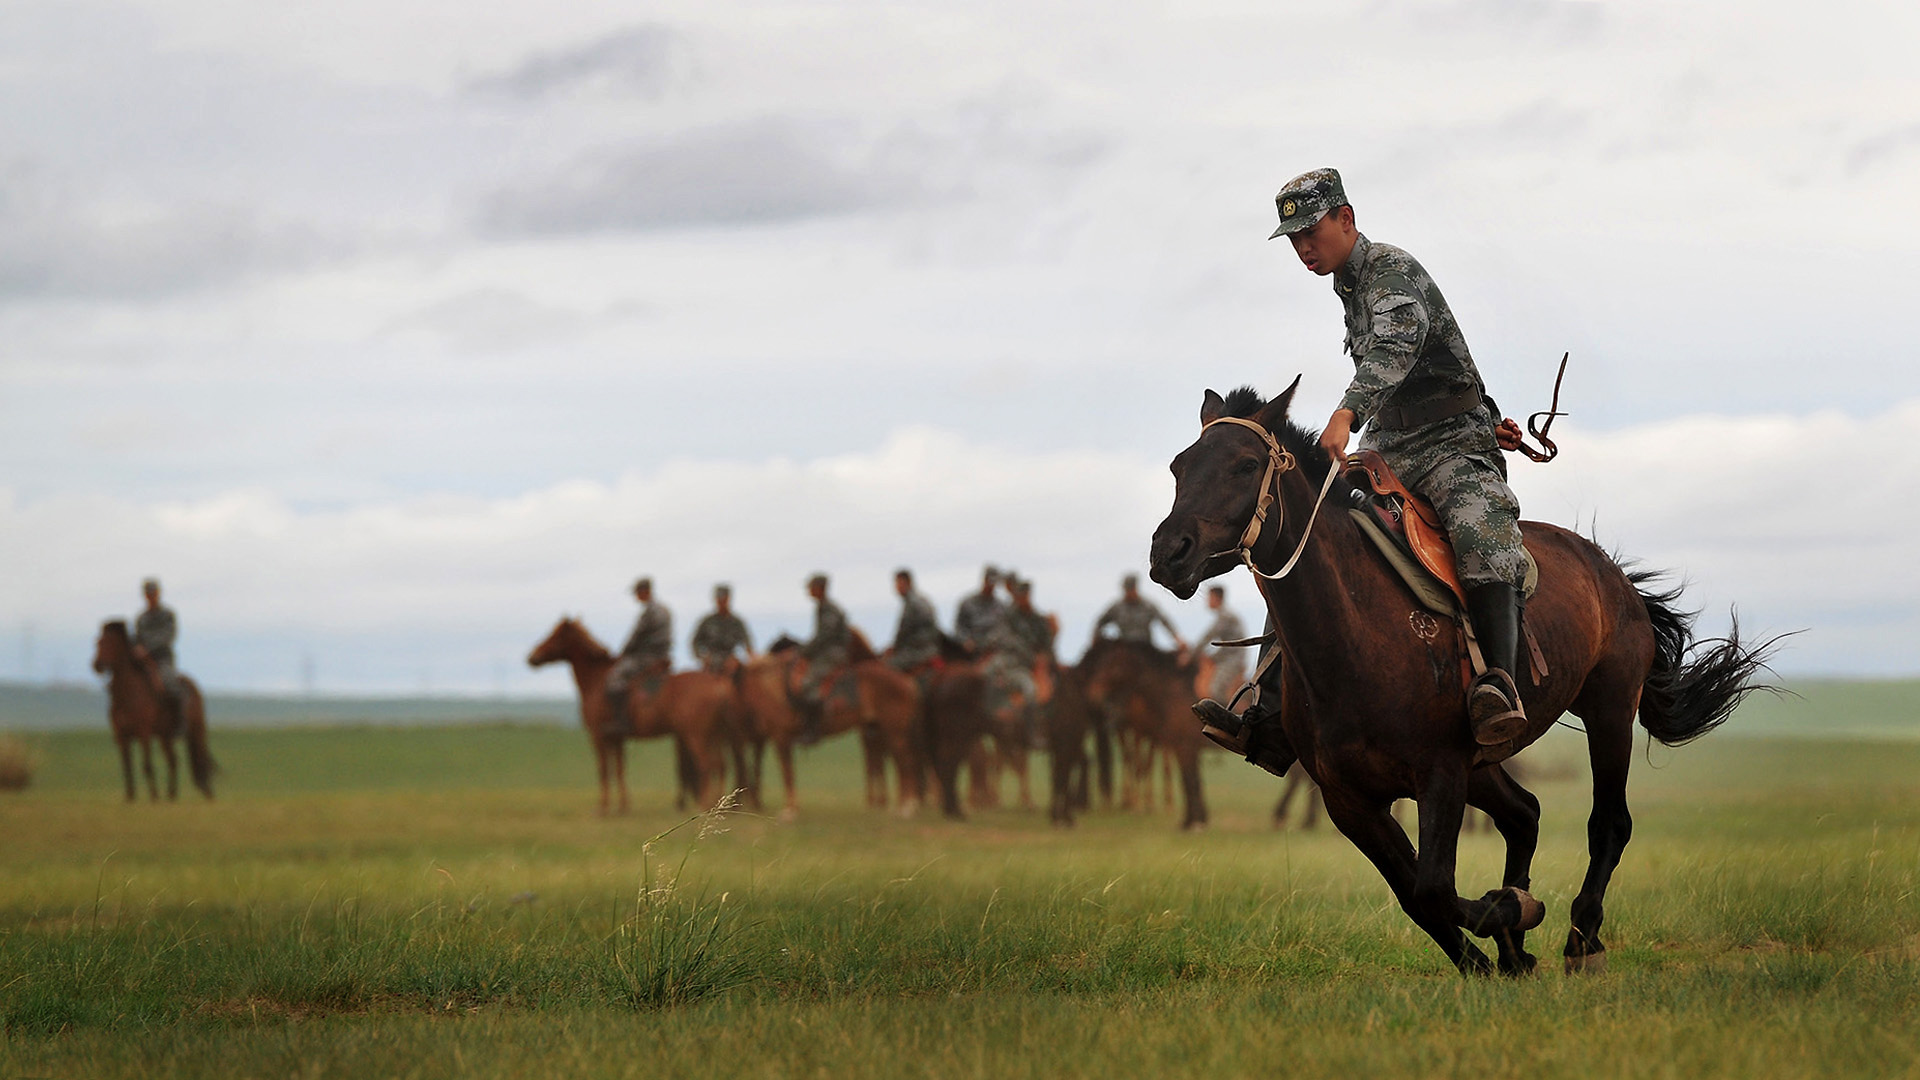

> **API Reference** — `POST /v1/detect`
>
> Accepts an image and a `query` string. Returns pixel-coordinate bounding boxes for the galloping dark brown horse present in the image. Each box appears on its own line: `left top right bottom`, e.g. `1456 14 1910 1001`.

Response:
527 617 746 815
92 621 216 801
1150 382 1776 975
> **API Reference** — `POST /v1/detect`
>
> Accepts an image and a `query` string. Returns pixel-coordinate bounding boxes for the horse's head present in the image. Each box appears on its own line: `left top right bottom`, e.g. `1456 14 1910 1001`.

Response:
93 620 130 674
528 616 605 668
1150 379 1303 599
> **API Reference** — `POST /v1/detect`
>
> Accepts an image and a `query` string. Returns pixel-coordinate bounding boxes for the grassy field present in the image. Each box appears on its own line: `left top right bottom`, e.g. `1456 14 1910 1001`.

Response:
3 706 1919 1078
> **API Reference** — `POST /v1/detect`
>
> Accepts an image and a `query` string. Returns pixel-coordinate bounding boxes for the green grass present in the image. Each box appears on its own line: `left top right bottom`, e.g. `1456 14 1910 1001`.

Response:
3 719 1920 1079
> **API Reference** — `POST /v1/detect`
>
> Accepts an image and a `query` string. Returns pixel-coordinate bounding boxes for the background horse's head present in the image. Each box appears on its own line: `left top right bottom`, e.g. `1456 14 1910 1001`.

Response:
1150 379 1302 599
527 616 609 669
93 620 132 674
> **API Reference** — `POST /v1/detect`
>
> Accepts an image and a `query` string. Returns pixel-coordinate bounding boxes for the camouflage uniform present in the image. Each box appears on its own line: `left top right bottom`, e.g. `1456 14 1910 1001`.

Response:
889 588 943 671
133 603 188 701
984 599 1054 742
691 610 752 673
1094 595 1179 648
607 599 673 709
1202 607 1251 703
800 595 852 702
954 588 1006 652
1332 231 1527 592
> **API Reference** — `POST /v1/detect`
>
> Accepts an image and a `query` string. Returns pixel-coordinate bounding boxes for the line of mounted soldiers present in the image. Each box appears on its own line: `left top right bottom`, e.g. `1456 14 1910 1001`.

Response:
603 564 1255 749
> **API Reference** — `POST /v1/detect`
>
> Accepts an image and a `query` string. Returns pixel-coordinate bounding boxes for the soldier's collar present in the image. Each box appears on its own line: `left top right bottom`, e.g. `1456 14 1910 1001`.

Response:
1334 233 1371 295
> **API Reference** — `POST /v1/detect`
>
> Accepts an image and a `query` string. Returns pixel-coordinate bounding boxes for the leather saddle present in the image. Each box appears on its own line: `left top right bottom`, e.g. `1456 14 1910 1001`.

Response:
1344 450 1469 609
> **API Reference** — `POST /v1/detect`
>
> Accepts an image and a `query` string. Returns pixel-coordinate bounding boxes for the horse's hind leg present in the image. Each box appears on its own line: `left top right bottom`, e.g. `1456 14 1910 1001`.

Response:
1565 686 1639 973
1322 787 1491 975
1464 764 1544 976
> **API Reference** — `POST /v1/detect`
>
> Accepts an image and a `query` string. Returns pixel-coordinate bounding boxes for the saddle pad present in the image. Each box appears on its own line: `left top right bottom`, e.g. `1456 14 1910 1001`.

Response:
1349 509 1538 617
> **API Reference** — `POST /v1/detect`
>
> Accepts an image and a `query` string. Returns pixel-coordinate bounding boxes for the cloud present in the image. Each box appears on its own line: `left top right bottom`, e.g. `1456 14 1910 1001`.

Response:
1847 122 1920 174
0 163 338 304
466 24 689 101
477 117 916 235
476 96 1107 236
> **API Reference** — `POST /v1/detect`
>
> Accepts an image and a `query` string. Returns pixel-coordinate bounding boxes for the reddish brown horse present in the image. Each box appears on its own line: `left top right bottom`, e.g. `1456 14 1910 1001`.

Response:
527 618 746 815
737 635 925 820
1150 382 1776 975
1078 638 1209 829
91 621 216 801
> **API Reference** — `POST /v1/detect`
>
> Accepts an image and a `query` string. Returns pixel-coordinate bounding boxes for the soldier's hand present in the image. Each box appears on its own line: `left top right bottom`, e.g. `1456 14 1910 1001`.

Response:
1495 417 1524 452
1319 409 1355 464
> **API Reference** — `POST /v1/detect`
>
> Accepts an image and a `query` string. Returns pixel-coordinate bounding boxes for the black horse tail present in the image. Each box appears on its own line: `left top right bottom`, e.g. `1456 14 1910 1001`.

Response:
184 690 218 799
1629 568 1783 746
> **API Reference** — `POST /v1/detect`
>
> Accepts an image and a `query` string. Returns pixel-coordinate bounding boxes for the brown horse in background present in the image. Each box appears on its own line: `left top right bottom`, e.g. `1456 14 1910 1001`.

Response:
91 621 216 801
1046 663 1097 826
1079 638 1208 829
1150 382 1777 975
738 634 924 820
527 617 746 815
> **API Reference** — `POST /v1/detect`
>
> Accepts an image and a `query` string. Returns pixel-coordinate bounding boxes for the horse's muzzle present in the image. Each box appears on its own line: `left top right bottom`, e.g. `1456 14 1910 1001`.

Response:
1149 518 1204 600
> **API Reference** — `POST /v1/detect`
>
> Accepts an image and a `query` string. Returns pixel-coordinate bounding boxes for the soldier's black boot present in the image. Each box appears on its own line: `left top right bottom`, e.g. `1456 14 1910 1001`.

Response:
795 697 825 747
603 687 633 738
1465 582 1529 746
1193 698 1296 778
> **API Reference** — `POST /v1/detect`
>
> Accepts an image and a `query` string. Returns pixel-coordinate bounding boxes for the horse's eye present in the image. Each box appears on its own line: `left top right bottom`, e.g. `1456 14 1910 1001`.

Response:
1234 459 1261 476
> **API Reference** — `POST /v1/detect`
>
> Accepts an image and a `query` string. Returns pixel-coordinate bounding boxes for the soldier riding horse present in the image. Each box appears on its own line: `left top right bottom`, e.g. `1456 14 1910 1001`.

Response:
1150 380 1776 975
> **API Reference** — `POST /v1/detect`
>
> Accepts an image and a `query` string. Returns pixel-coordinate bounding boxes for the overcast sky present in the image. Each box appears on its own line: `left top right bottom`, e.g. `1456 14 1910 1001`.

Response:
3 0 1917 693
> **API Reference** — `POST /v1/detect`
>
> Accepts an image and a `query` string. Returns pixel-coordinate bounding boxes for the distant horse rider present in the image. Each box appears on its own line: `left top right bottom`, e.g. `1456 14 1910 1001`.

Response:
691 583 755 675
887 568 943 673
605 577 672 734
1093 573 1187 654
1194 167 1535 753
1199 585 1252 708
953 564 1006 653
133 577 187 727
984 574 1057 747
795 572 852 745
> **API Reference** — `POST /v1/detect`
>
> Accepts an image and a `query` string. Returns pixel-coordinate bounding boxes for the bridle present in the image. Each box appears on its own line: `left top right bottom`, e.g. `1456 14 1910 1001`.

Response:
1198 416 1341 581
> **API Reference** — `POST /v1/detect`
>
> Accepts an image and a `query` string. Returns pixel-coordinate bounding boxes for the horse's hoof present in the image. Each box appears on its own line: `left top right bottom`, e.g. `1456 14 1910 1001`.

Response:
1564 949 1608 975
1499 950 1540 978
1507 887 1546 932
777 807 799 825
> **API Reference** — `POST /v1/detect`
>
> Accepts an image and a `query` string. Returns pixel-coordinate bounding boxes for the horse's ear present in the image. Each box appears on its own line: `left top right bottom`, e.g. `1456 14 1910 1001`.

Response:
1253 374 1303 430
1200 389 1226 427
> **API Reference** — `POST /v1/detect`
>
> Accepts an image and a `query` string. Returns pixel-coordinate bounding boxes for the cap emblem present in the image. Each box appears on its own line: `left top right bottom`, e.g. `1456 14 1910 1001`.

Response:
1281 198 1298 218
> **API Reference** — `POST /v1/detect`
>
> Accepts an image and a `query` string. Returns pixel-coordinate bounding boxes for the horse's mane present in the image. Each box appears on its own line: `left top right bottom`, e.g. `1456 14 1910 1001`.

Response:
102 619 129 636
1220 385 1347 497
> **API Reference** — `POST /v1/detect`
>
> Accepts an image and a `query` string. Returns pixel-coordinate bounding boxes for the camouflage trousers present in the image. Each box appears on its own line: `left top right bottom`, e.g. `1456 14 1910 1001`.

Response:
1206 656 1248 703
1409 452 1528 592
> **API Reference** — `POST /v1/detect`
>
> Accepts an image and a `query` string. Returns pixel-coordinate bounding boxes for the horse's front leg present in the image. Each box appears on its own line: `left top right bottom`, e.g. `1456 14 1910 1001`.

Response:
1325 781 1491 975
1464 763 1546 976
160 738 179 800
138 736 159 802
117 736 136 802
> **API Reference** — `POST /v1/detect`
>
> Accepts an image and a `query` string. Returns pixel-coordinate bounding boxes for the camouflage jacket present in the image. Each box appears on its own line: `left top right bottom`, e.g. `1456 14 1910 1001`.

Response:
802 598 852 664
133 605 178 666
691 611 752 667
953 592 1005 650
988 605 1054 666
1094 596 1177 646
891 590 943 665
1335 233 1505 487
619 601 674 663
1202 609 1250 662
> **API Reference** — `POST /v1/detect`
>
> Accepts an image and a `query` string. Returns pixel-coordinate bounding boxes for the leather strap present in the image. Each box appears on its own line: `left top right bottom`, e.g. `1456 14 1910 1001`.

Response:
1373 384 1482 431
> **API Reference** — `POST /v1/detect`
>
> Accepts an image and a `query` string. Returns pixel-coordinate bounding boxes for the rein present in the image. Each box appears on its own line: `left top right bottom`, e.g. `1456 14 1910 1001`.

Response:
1199 416 1341 581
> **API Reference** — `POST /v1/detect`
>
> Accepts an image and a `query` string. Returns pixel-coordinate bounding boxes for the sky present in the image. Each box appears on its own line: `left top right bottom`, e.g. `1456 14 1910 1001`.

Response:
2 0 1917 694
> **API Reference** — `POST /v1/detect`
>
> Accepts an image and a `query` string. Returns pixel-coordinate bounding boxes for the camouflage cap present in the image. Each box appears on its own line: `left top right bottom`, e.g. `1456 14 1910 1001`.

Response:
981 564 1001 582
1011 578 1032 596
806 572 829 589
633 576 653 593
1267 168 1347 239
713 583 731 598
1122 572 1140 589
141 577 161 592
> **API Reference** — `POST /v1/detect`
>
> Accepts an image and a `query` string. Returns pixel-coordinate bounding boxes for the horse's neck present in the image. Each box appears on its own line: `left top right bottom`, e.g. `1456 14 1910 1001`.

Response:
566 651 612 700
1254 484 1379 688
105 655 156 719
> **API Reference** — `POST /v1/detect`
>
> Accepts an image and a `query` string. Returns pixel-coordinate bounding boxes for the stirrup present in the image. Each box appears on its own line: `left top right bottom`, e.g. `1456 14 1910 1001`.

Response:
1469 669 1527 746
